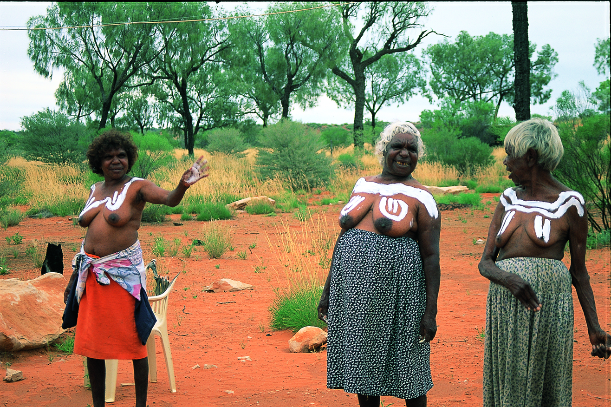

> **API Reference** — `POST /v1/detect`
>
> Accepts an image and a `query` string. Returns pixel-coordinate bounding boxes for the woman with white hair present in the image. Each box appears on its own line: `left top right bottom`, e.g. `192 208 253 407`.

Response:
318 122 440 407
478 118 611 406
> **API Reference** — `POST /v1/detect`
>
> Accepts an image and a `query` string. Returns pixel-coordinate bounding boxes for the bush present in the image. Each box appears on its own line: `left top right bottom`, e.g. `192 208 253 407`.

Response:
269 285 326 332
256 120 334 191
201 222 232 259
141 204 171 223
555 114 610 232
20 109 92 164
421 125 494 175
191 202 232 221
245 201 276 215
0 167 25 208
336 153 360 170
130 132 176 179
205 128 248 154
0 208 23 228
320 126 351 152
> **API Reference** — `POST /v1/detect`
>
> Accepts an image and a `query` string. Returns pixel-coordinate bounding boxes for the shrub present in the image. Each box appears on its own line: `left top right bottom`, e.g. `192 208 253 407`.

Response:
245 201 276 215
421 125 494 175
336 153 360 170
0 208 23 228
205 128 248 154
20 109 92 164
193 202 232 221
555 114 610 232
141 204 171 223
269 285 326 332
130 132 177 179
320 126 351 152
256 120 334 191
201 222 231 259
0 167 26 208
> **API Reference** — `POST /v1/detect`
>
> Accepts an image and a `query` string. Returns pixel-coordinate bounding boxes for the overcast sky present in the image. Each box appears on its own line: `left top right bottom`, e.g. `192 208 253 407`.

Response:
0 1 609 131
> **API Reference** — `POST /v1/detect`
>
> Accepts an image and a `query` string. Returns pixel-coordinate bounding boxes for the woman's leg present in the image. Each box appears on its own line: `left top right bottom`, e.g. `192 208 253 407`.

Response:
133 357 148 407
405 394 426 407
357 394 380 407
87 357 106 407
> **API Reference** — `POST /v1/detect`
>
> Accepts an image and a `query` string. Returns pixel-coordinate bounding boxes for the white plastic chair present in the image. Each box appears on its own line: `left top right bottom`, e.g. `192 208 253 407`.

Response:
104 273 179 402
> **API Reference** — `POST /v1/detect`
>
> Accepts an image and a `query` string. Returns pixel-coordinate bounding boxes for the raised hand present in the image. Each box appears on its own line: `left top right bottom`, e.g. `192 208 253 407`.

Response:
181 156 209 186
589 329 611 359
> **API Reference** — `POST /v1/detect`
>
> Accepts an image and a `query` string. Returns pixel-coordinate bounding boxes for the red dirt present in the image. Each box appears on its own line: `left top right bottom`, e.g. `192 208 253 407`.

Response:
1 194 609 407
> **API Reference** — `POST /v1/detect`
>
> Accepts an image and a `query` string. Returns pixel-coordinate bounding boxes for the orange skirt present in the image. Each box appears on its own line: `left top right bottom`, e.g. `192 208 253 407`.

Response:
73 270 147 360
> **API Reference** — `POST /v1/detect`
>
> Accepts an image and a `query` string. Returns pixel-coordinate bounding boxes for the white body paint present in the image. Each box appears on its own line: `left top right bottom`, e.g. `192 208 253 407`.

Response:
349 178 439 219
340 195 366 217
184 161 201 184
498 188 585 243
379 197 409 221
79 177 143 218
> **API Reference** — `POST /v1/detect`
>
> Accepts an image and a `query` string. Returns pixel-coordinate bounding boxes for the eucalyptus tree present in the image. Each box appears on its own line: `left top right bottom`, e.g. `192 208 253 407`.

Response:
328 52 426 133
54 66 100 124
27 2 161 130
143 2 235 155
225 6 281 127
424 31 558 119
228 2 337 121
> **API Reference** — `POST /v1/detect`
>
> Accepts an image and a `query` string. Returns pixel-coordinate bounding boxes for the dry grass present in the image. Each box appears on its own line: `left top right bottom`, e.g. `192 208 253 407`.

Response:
266 213 337 294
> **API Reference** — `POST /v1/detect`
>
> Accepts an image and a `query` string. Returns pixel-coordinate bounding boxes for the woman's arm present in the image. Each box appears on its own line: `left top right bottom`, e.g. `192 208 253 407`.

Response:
318 229 346 322
478 201 541 311
416 202 441 343
139 157 208 207
567 205 611 359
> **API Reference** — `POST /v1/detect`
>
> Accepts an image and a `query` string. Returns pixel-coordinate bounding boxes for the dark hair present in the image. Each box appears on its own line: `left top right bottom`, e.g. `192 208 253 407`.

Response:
87 129 138 175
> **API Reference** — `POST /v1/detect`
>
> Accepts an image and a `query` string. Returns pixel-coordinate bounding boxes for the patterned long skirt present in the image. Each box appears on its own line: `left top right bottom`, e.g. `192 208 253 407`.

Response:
484 257 573 407
327 228 433 400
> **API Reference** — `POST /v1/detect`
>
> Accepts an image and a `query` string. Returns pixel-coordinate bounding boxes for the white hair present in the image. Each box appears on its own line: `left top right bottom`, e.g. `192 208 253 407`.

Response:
374 121 424 166
504 118 564 171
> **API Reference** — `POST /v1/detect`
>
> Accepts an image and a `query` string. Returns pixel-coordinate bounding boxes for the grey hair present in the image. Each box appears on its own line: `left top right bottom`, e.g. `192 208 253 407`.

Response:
374 121 425 166
504 118 564 172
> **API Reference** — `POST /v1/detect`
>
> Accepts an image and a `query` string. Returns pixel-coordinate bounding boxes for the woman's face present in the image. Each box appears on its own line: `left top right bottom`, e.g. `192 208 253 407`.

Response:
503 144 529 186
101 148 129 180
382 132 418 179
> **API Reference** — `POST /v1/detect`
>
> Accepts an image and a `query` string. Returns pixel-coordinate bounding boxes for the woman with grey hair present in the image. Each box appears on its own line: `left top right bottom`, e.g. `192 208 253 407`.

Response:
319 121 440 407
478 118 610 406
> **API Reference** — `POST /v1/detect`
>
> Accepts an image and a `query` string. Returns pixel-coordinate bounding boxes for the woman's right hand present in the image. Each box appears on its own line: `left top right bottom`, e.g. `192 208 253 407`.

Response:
505 273 541 311
318 297 329 322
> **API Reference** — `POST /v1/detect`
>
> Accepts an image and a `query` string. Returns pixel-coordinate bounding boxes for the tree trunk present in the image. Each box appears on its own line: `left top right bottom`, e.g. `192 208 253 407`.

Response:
352 68 366 149
512 1 530 121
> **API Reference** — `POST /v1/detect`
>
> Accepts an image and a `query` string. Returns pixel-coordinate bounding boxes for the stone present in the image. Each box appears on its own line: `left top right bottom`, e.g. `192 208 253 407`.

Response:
0 273 66 351
288 326 327 353
425 185 469 196
226 196 276 211
3 368 24 382
204 279 254 293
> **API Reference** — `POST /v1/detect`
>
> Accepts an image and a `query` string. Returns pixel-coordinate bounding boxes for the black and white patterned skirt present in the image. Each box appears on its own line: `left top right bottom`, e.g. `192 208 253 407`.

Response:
327 228 433 399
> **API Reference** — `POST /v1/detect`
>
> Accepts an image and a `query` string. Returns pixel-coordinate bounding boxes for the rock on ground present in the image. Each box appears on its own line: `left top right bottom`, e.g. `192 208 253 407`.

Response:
204 279 254 293
0 273 66 351
288 326 327 353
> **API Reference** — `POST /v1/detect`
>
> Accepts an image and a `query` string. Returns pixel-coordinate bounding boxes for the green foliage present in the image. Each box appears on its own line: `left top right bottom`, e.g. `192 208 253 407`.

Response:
594 37 610 76
274 192 307 213
256 120 334 191
205 128 248 154
245 201 276 215
320 126 351 152
0 130 23 161
130 132 176 179
555 113 610 232
423 31 558 117
421 125 494 175
0 208 23 228
201 223 232 259
20 109 92 164
336 153 360 170
141 204 171 223
293 206 312 222
53 335 75 354
269 285 326 332
0 167 25 208
586 229 610 249
435 192 483 208
185 201 233 221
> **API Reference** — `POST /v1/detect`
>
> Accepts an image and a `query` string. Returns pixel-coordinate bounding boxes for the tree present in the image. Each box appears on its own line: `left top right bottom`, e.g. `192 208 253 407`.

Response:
27 3 160 130
512 1 530 121
424 31 558 119
594 37 610 76
142 2 237 156
20 109 91 164
328 52 426 133
118 91 157 134
324 2 435 149
229 2 337 121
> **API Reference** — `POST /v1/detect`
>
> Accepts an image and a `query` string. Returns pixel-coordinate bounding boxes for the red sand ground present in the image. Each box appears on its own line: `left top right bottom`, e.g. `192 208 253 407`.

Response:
1 194 609 407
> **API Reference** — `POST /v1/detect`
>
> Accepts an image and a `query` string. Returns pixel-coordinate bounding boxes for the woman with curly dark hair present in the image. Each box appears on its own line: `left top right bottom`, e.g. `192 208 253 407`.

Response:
63 129 207 407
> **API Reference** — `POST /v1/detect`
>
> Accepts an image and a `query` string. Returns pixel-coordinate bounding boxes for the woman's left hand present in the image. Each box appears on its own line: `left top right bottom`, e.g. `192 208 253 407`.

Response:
181 156 209 186
418 312 437 343
589 329 611 359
